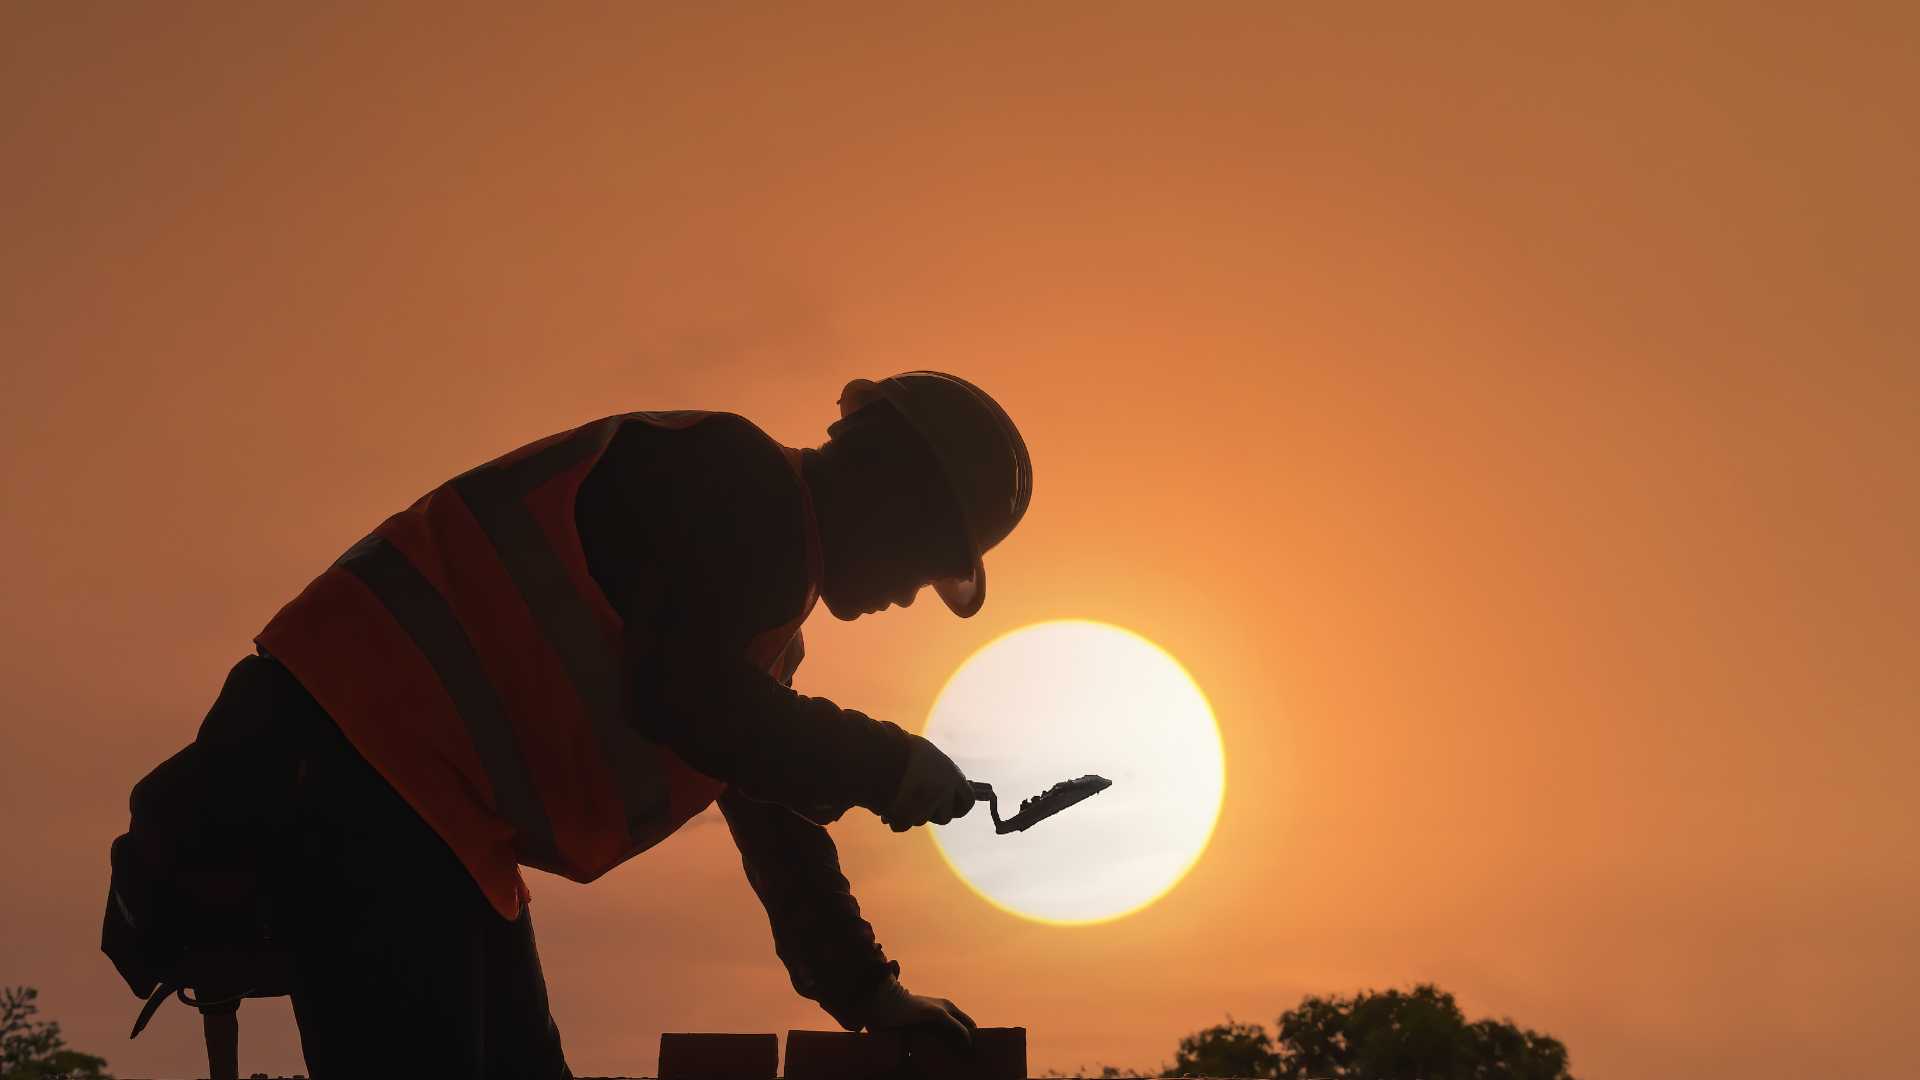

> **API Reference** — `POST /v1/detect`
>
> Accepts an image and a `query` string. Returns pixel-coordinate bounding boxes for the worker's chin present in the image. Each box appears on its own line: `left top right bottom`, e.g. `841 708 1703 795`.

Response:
821 592 871 621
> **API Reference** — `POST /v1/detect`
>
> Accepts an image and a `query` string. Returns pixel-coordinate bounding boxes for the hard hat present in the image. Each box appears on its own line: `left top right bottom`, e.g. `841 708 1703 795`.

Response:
838 371 1032 618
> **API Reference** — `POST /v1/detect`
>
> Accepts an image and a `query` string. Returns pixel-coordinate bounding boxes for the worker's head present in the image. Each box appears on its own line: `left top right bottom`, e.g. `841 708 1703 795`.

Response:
809 372 1032 621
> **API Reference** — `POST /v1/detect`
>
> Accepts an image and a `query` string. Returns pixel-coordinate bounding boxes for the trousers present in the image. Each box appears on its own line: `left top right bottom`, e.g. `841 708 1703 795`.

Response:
243 653 572 1078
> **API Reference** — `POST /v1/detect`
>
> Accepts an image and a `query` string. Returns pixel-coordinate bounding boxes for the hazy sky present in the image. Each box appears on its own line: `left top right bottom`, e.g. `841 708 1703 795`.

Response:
2 5 1915 1078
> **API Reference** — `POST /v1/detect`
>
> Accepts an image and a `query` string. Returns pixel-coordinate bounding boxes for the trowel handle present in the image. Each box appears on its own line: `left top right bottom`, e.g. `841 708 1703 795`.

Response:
969 781 1009 833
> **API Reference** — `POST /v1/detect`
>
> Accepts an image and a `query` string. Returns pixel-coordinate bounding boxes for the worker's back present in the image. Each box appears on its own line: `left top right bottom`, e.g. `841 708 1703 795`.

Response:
255 410 823 919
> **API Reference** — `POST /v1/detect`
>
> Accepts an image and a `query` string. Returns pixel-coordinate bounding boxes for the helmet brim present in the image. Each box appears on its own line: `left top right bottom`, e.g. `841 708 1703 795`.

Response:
933 559 986 619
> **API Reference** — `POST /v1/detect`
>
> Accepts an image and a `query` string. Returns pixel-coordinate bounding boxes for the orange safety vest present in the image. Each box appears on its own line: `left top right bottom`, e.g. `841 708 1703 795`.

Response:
256 411 822 920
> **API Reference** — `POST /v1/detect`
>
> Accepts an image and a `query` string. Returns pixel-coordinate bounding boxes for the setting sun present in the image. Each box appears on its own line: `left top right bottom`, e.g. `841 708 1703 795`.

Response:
927 620 1227 925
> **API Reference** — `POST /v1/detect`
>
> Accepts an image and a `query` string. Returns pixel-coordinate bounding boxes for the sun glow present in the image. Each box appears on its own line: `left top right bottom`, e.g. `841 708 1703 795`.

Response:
926 620 1226 925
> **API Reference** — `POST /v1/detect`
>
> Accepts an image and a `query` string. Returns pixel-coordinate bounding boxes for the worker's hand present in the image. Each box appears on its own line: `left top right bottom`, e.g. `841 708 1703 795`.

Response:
882 735 974 831
852 976 977 1050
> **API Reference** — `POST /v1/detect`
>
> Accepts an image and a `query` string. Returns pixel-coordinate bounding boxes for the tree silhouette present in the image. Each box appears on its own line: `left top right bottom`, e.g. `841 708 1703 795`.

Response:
1155 984 1574 1079
0 987 110 1080
1167 1019 1282 1079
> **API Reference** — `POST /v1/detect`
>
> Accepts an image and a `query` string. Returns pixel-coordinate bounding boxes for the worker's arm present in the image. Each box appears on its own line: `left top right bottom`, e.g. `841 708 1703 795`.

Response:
715 647 974 1039
645 628 912 823
577 413 914 823
717 786 899 1028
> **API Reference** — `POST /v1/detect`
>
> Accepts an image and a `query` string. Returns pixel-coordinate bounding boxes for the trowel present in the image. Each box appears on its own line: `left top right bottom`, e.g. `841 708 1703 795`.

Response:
968 775 1112 834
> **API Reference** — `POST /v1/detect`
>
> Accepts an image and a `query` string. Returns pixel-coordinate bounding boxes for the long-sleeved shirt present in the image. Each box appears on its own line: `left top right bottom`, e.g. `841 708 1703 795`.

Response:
572 411 912 1029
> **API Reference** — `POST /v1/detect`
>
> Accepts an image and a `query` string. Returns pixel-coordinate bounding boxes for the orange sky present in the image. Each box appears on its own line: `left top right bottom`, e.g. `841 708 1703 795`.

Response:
2 5 1915 1078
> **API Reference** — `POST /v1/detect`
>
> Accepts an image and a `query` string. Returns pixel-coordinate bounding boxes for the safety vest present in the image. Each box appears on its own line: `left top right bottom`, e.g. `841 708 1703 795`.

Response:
255 411 822 920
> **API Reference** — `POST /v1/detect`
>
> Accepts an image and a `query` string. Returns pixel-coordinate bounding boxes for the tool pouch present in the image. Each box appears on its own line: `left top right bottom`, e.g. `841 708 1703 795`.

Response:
101 655 300 1056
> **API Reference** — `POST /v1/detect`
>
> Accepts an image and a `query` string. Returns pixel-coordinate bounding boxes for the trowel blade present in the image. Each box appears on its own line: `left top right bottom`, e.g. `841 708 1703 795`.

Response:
971 774 1112 834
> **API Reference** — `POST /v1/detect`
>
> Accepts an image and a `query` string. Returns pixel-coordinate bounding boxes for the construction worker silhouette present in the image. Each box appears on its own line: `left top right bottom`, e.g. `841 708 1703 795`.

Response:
109 372 1032 1078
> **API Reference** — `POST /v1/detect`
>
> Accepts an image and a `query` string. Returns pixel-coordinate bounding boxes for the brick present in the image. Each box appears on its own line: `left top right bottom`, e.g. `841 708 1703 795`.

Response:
783 1029 909 1079
905 1025 1027 1080
658 1031 779 1080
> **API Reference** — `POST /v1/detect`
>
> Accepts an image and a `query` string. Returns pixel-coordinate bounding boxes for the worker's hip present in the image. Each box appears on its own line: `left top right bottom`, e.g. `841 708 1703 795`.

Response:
108 650 503 940
235 651 491 918
106 653 559 1075
247 655 571 1077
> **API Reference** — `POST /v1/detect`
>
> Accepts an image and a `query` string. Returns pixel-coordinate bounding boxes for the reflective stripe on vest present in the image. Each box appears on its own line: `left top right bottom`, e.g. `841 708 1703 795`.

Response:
334 529 566 869
447 417 669 866
257 411 821 917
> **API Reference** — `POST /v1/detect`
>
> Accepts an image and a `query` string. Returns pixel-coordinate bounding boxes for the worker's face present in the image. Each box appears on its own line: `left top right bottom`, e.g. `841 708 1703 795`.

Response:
819 476 974 622
816 387 976 621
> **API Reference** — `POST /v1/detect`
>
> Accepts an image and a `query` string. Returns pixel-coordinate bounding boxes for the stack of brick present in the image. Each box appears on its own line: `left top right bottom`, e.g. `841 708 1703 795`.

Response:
124 1027 1036 1079
655 1027 1027 1080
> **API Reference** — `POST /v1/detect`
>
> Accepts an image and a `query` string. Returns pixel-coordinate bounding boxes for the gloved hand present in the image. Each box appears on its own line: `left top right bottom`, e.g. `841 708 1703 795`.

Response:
882 735 975 832
850 975 977 1050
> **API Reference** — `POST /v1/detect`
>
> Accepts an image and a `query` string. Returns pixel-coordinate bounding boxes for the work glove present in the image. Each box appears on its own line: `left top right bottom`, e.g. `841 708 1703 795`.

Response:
882 735 974 832
851 975 977 1050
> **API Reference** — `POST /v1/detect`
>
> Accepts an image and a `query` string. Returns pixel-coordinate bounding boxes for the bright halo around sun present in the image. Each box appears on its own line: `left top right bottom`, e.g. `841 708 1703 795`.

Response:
926 619 1225 925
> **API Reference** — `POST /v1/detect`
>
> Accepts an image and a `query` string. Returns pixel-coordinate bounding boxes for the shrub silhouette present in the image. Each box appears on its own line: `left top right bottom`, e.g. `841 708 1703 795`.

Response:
1 986 110 1080
1136 983 1576 1079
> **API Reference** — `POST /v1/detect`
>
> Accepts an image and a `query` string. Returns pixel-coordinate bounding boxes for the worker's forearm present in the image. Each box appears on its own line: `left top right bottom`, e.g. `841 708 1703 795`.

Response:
718 787 900 1029
640 651 911 823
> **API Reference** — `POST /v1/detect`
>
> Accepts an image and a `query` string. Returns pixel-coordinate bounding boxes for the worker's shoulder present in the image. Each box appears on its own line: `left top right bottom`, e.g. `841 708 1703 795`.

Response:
678 409 784 456
663 410 788 473
624 412 809 603
602 410 800 502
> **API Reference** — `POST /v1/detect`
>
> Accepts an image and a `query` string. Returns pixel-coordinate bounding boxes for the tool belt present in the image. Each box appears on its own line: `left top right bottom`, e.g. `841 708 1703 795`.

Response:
101 655 302 1079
